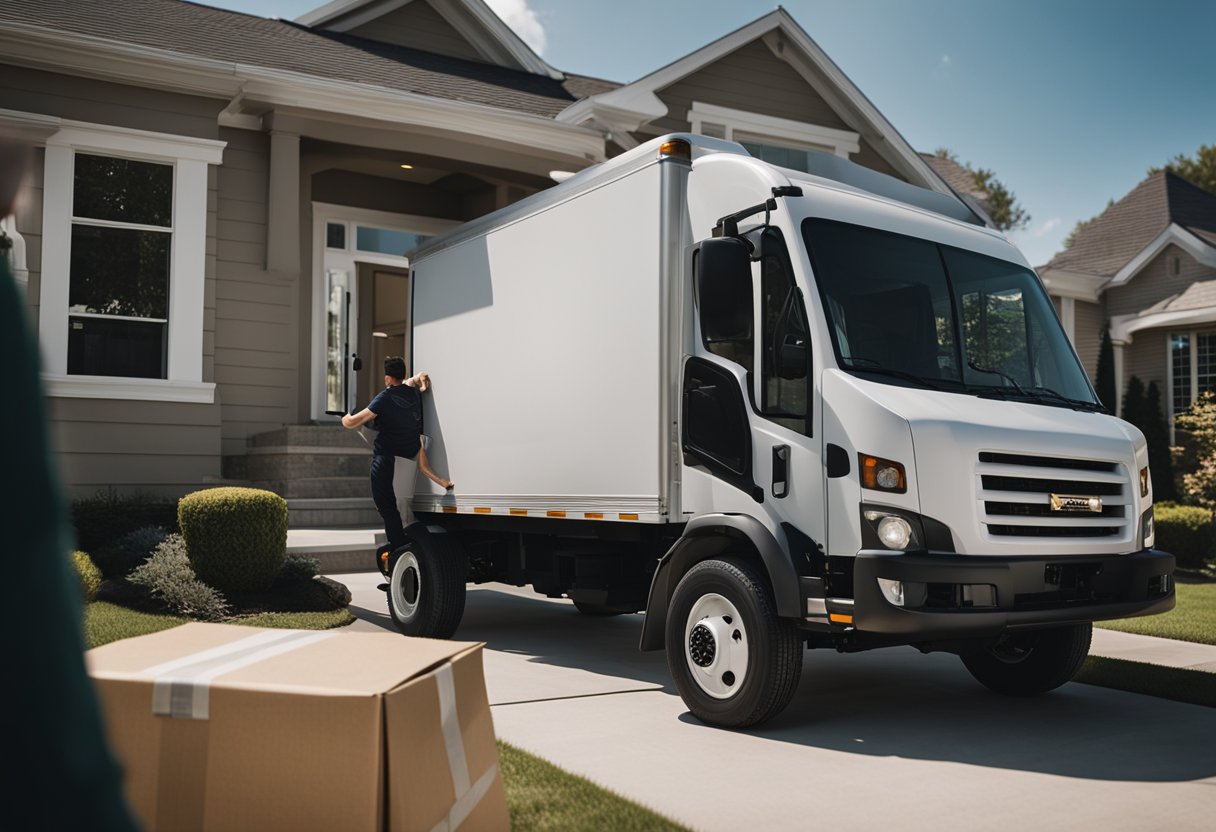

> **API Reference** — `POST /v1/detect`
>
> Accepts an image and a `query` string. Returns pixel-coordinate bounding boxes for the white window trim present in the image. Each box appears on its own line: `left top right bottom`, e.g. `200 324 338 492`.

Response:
36 118 225 402
310 202 460 420
687 101 860 159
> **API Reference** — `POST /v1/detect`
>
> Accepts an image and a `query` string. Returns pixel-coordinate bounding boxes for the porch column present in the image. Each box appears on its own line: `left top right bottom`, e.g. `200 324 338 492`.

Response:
1060 296 1076 345
1113 339 1126 417
267 130 300 274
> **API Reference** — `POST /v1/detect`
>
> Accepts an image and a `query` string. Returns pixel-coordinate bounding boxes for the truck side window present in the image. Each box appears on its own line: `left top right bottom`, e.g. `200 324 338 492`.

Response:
760 253 811 435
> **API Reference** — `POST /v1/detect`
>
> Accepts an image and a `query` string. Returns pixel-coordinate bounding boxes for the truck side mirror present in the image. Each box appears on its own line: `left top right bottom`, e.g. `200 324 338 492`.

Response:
696 238 752 342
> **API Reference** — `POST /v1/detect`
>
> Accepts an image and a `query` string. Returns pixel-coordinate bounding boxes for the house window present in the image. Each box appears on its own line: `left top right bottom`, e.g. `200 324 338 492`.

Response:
1169 330 1216 420
38 119 224 402
68 154 172 378
686 101 861 164
1169 256 1181 277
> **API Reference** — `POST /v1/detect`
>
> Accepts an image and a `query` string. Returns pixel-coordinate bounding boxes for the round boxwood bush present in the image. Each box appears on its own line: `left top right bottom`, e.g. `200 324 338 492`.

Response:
178 487 288 593
1154 503 1216 569
73 551 102 601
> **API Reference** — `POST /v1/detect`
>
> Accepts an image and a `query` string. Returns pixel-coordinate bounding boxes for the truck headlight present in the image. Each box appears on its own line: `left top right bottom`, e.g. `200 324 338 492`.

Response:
862 508 921 551
859 453 907 493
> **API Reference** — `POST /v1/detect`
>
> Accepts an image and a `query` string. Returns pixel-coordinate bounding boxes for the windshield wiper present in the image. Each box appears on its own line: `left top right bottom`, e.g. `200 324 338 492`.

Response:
1025 386 1107 413
967 360 1027 395
841 357 945 390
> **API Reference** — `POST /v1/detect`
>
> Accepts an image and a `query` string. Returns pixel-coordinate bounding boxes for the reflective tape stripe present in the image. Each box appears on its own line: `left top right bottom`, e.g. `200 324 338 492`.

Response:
147 630 337 720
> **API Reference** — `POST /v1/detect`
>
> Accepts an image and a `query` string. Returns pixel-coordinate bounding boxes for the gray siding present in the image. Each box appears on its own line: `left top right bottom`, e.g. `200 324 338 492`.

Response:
15 147 43 331
1123 328 1168 397
1074 299 1105 382
341 1 484 62
1105 244 1216 319
0 64 221 139
213 128 299 457
650 40 850 135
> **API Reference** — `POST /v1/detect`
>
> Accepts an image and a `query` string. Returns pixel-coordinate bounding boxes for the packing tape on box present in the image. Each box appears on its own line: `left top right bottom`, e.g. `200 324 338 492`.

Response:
142 629 339 720
430 662 499 832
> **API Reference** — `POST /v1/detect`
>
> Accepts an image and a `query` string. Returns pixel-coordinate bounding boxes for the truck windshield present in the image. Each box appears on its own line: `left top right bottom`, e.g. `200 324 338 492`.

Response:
802 218 1101 410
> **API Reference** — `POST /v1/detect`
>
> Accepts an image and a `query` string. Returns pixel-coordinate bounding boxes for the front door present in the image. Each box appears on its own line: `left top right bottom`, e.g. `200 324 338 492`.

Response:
356 266 411 410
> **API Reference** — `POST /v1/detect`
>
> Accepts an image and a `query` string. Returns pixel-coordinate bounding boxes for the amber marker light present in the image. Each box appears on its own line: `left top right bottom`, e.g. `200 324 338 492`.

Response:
859 453 907 493
1140 466 1150 498
659 139 691 160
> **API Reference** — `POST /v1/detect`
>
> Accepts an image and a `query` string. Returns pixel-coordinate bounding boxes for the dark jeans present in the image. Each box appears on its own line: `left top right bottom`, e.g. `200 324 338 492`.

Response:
370 453 408 548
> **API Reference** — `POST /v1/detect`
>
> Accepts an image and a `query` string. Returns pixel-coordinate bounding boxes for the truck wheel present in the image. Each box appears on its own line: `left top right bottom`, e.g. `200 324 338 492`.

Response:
665 557 802 727
386 534 466 639
961 623 1092 696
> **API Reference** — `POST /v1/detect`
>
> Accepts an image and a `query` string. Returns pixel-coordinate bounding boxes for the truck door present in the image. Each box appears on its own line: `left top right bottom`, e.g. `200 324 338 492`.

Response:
747 229 826 555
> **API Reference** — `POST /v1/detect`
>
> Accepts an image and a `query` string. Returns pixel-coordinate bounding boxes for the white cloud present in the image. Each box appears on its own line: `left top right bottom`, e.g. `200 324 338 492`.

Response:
1031 217 1062 238
484 0 547 56
939 54 951 68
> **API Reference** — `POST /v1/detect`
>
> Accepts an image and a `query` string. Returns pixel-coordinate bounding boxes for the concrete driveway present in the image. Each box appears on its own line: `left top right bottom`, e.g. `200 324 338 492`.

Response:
337 572 1216 831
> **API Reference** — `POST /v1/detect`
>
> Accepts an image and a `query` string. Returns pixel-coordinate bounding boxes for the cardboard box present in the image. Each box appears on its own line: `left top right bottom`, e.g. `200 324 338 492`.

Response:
86 623 509 832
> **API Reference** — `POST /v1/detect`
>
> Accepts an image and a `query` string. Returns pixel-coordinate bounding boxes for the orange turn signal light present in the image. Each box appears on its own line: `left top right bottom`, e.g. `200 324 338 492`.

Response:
859 453 907 493
659 139 691 160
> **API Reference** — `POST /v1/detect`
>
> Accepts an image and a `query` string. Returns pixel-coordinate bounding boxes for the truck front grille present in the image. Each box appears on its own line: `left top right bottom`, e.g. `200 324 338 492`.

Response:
976 451 1131 541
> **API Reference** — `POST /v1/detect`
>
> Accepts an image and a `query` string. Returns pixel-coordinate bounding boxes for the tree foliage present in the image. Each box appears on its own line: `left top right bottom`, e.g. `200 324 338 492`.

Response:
1151 143 1216 196
1174 391 1216 508
1095 325 1116 411
933 149 1030 232
1144 382 1176 501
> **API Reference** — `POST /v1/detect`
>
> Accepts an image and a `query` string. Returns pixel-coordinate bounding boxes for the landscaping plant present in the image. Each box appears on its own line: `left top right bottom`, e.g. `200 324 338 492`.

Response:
92 525 169 579
71 489 178 554
178 487 287 593
73 551 102 601
1153 504 1216 569
127 534 230 621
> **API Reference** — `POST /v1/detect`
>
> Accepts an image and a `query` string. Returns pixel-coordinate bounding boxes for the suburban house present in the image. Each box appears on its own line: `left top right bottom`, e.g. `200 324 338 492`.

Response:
0 0 966 524
1039 171 1216 428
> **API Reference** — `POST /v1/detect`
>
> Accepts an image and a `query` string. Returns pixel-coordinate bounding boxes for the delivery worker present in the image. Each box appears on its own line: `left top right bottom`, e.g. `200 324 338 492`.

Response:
341 356 453 549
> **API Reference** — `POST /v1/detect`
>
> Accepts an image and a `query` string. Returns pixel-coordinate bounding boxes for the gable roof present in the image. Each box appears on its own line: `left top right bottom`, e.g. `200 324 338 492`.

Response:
1044 170 1216 278
557 9 954 196
0 0 585 118
296 0 561 79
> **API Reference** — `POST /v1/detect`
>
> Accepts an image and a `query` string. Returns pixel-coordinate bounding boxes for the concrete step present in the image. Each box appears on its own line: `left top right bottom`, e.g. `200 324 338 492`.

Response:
287 497 381 528
286 527 382 574
250 424 370 450
251 476 368 499
242 447 372 481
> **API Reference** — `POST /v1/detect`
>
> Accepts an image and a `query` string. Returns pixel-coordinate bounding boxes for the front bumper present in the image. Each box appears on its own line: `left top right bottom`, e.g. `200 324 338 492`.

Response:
850 548 1175 639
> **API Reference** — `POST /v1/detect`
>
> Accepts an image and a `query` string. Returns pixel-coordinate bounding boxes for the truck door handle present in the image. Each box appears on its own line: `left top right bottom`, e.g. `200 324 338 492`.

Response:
772 444 789 498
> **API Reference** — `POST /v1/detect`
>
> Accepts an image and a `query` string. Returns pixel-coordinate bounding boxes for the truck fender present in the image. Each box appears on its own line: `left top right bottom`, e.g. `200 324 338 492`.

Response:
639 513 801 651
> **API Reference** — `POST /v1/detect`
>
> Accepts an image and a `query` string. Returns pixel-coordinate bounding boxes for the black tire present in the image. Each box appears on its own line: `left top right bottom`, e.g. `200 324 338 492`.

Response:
961 623 1092 696
572 601 626 617
665 556 802 727
386 533 466 639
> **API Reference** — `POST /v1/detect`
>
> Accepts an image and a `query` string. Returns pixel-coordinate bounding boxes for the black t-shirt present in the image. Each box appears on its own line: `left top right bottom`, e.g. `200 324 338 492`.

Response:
367 384 423 458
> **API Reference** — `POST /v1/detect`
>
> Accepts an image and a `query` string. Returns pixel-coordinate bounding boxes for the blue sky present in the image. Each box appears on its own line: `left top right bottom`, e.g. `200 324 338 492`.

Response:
211 0 1216 266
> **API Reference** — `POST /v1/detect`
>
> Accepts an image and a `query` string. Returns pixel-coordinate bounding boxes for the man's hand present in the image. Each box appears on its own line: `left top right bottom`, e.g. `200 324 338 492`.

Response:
406 371 431 392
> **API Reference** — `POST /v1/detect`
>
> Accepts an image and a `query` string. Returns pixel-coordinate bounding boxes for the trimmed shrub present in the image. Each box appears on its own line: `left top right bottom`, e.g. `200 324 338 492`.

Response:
73 551 102 601
93 525 170 579
1154 504 1216 569
279 554 321 585
72 490 178 554
128 534 229 620
178 487 287 593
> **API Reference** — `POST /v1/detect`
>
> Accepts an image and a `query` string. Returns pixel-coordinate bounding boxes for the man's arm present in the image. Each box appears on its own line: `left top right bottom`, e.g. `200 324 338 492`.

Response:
341 408 377 429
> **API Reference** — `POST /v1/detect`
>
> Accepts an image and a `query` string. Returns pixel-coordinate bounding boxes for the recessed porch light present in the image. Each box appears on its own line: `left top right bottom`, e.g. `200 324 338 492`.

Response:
399 164 414 170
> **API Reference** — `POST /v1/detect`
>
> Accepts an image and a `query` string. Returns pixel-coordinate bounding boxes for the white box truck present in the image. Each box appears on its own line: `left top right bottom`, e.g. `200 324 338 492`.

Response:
378 134 1174 727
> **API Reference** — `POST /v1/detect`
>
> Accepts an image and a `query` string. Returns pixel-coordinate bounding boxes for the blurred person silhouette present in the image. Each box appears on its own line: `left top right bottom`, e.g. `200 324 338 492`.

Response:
1 135 139 829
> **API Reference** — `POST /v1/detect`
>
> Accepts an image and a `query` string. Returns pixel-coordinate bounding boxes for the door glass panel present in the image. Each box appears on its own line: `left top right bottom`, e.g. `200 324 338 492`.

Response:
326 268 349 413
356 226 427 257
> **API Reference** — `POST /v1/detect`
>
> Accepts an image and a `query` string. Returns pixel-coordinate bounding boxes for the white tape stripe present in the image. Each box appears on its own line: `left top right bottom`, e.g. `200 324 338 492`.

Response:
141 629 296 677
430 763 499 832
151 631 337 720
435 663 471 797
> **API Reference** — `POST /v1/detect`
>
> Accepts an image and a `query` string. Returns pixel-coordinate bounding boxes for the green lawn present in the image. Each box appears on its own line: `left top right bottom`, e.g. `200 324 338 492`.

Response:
1076 656 1216 708
83 601 353 648
1097 580 1216 645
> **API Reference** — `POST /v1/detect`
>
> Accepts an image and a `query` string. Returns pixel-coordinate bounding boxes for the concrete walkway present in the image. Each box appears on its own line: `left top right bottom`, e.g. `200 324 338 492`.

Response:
332 570 1216 832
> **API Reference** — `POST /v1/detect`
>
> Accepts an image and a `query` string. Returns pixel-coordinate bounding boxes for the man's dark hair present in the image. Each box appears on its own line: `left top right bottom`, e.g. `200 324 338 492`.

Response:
384 356 406 380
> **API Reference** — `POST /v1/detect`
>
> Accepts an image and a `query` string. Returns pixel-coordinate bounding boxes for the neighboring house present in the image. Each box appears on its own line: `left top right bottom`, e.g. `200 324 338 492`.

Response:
0 0 962 518
1039 171 1216 428
920 151 997 226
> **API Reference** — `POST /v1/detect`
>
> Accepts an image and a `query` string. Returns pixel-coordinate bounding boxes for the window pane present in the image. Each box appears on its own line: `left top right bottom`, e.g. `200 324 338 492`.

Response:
760 254 809 434
69 225 170 318
73 154 172 227
68 316 166 378
356 226 426 256
1173 332 1192 414
326 222 346 249
739 141 810 173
